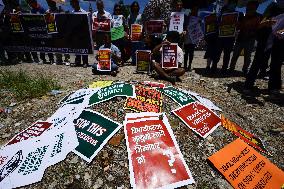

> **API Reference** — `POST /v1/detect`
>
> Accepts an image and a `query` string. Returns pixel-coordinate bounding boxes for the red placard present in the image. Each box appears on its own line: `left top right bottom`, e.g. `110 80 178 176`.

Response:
6 121 53 145
98 49 111 71
145 20 164 35
131 24 143 41
92 17 111 32
172 102 221 138
162 44 178 68
124 113 195 188
10 14 24 33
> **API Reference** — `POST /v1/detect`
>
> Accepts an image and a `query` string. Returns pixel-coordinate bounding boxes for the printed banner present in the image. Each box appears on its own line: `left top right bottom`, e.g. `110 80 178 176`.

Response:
156 86 195 106
208 139 284 189
141 81 166 89
221 115 268 154
131 24 143 41
4 13 93 54
219 12 239 37
10 14 24 33
98 48 111 71
162 43 178 68
204 14 217 35
88 82 136 105
59 88 99 106
124 113 195 189
124 85 163 113
92 17 111 32
45 13 58 34
169 12 184 34
145 20 164 35
89 80 113 89
136 50 151 73
6 121 53 146
172 102 221 138
73 109 122 163
188 16 203 44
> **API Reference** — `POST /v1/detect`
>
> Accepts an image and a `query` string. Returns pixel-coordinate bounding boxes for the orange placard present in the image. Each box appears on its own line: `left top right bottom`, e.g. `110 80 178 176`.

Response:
208 139 284 189
98 49 111 71
131 24 143 41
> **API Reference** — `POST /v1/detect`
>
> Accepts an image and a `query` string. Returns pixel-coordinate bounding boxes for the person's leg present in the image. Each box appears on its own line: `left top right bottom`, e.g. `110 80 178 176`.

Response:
82 55 88 68
242 39 255 74
48 53 54 64
151 61 176 84
92 63 99 74
221 38 234 71
244 41 266 89
24 52 33 62
169 68 185 77
183 43 190 70
40 53 47 63
268 38 284 92
258 49 271 78
55 53 63 64
64 54 70 65
31 52 39 63
211 38 223 73
73 55 81 66
187 44 195 70
229 41 243 71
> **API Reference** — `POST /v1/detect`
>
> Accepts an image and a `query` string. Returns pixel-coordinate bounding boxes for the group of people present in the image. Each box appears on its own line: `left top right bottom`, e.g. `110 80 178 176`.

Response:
0 0 283 95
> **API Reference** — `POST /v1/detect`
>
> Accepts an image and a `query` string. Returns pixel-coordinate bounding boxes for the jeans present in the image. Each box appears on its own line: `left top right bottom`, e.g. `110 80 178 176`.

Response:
229 39 255 72
92 60 118 74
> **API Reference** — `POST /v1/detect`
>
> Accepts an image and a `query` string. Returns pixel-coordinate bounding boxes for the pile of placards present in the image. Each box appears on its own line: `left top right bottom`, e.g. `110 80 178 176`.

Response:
0 80 283 189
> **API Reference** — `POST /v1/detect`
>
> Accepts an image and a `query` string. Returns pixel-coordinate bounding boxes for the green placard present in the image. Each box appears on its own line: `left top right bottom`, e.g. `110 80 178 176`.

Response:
111 25 125 41
73 109 122 163
88 83 135 105
156 86 195 106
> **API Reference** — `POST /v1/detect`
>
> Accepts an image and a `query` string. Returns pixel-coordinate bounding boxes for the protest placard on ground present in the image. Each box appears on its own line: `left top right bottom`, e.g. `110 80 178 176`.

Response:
221 115 268 154
219 12 239 37
136 50 151 73
89 81 113 89
131 24 143 41
98 49 112 71
162 44 178 68
145 20 164 35
124 85 163 113
124 113 195 189
73 109 122 163
156 86 195 106
169 12 184 33
141 81 166 89
88 83 136 106
172 102 221 138
208 138 284 189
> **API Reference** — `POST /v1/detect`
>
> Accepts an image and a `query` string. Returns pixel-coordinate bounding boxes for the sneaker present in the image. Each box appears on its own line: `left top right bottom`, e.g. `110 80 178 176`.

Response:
83 64 88 68
65 62 70 66
110 71 117 77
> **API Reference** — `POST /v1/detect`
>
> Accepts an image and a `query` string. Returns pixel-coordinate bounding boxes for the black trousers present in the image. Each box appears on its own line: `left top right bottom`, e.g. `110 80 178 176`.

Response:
75 55 88 65
268 38 284 91
184 43 195 69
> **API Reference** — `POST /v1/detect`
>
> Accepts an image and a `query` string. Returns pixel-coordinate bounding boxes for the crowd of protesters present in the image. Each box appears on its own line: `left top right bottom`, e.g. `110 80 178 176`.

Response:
0 0 283 96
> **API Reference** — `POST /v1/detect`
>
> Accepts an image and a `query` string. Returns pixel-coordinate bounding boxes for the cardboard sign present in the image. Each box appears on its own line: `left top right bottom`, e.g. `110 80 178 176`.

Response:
124 113 195 189
111 15 124 41
204 14 217 35
131 24 143 41
10 14 24 32
219 12 239 37
136 50 151 73
221 115 268 154
172 102 221 138
88 83 136 105
208 139 284 189
73 109 122 163
145 20 164 35
162 44 178 68
156 86 195 106
169 12 184 33
6 121 53 146
92 17 111 32
45 13 58 34
89 80 113 88
188 16 203 44
59 88 99 106
124 85 163 113
98 48 111 71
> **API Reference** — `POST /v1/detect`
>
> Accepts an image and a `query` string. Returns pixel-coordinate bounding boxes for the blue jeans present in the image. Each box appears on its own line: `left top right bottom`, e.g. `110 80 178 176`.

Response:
92 60 118 74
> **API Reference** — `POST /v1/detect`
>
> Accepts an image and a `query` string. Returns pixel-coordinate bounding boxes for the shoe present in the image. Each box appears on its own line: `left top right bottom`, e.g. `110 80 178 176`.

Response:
110 71 117 77
83 64 88 68
65 62 70 66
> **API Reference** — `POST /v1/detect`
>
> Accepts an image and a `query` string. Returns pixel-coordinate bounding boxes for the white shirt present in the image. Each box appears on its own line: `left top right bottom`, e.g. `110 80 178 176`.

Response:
72 8 87 14
92 10 112 21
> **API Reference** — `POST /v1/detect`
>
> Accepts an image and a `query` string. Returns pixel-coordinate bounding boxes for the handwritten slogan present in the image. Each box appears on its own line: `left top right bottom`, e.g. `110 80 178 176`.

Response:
98 49 111 71
131 24 143 41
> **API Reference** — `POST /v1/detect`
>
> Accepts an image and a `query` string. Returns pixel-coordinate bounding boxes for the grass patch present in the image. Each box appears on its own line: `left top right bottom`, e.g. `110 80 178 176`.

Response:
0 69 60 100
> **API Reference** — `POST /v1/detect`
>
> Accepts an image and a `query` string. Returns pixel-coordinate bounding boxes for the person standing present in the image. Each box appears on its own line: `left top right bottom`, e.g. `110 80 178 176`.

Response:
229 1 261 74
70 0 89 68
